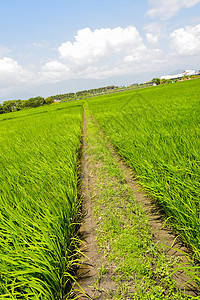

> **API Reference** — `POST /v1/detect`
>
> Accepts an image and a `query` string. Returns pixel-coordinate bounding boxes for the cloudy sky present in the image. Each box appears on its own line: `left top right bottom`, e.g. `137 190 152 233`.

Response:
0 0 200 101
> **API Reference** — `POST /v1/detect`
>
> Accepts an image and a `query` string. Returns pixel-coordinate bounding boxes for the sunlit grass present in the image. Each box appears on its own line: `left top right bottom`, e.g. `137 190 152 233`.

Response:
83 106 189 299
88 79 200 264
0 102 83 299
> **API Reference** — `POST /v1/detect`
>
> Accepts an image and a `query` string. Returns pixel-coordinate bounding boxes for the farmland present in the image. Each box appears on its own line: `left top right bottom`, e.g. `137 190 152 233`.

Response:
0 103 83 299
0 78 200 298
89 79 200 262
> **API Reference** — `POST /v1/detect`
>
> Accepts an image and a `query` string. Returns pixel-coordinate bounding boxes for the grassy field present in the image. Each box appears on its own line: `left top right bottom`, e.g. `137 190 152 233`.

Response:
82 106 188 299
0 78 200 298
0 102 83 299
88 79 200 265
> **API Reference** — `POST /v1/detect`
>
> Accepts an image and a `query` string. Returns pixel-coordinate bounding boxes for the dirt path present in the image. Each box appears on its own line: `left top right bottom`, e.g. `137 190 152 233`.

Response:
73 114 110 299
74 108 197 299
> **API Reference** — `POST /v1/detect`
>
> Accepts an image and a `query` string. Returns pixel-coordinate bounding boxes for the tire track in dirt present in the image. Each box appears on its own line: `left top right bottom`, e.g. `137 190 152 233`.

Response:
74 108 198 298
73 110 115 299
90 111 198 297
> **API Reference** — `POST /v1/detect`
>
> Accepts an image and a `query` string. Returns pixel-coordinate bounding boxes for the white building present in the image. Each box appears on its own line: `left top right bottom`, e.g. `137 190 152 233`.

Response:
160 70 198 80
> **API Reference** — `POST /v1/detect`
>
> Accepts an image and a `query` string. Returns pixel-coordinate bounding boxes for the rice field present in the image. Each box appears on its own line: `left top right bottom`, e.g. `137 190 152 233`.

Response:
88 79 200 262
1 78 200 298
0 102 83 299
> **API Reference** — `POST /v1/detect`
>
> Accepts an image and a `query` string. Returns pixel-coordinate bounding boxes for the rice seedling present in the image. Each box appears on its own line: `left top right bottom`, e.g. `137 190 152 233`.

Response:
0 102 83 299
88 79 200 269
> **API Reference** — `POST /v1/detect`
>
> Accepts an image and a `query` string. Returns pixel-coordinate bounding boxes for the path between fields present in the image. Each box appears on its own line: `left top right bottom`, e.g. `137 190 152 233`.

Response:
73 108 197 299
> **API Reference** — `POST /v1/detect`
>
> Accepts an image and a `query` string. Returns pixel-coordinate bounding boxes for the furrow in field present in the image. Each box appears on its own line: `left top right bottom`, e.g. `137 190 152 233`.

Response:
74 106 197 299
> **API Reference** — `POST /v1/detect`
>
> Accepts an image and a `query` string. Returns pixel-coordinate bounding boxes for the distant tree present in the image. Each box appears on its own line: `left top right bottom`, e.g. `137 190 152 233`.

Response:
0 95 53 115
45 97 54 105
3 100 16 113
152 78 160 85
26 96 45 108
0 104 4 114
161 79 167 84
14 99 23 111
166 79 172 84
68 93 75 98
21 100 28 108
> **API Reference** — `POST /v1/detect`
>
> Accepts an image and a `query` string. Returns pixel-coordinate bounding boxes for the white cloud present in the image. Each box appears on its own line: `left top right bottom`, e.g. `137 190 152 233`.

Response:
40 26 162 82
146 33 159 45
58 27 144 64
144 22 165 45
144 22 162 35
170 24 200 55
0 57 32 86
147 0 200 20
40 60 70 82
32 42 44 48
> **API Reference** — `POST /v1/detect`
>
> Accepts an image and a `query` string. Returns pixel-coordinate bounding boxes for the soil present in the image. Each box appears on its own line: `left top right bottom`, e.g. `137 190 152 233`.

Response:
73 112 115 299
74 110 197 299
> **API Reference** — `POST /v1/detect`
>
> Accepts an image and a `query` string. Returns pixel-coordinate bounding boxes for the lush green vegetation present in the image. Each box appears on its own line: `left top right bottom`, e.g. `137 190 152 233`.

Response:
51 86 119 102
1 78 200 298
0 96 54 114
83 107 187 299
0 102 83 298
88 79 200 263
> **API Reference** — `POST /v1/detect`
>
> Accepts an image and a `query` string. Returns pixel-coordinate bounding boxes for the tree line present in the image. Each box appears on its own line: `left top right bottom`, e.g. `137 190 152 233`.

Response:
53 86 118 101
0 96 54 114
0 83 152 115
0 86 118 115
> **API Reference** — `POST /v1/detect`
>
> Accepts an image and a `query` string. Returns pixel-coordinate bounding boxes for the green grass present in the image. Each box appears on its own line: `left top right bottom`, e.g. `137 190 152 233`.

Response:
0 102 83 299
83 105 189 299
1 78 200 298
88 79 200 269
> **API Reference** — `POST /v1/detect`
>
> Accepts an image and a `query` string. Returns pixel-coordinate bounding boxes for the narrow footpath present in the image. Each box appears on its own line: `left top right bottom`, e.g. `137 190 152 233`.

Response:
73 106 197 299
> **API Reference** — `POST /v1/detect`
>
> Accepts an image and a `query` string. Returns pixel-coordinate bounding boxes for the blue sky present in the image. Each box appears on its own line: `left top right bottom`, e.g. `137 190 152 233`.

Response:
0 0 200 101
